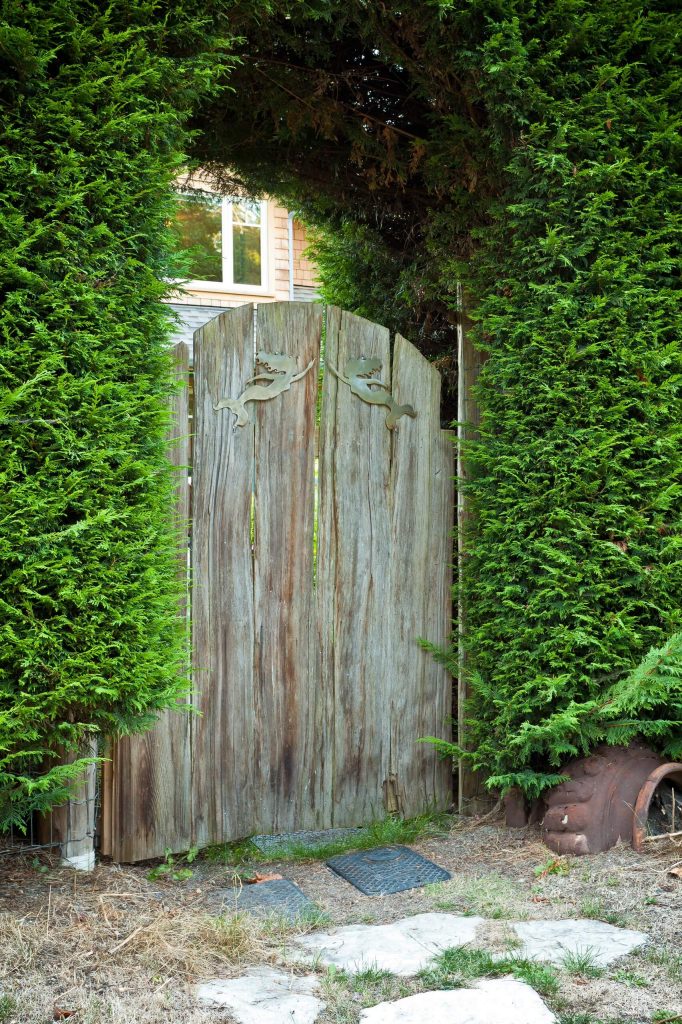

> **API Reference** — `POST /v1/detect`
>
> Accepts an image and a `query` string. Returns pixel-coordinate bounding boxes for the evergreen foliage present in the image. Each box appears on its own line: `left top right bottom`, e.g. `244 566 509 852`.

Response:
193 1 682 793
0 0 233 829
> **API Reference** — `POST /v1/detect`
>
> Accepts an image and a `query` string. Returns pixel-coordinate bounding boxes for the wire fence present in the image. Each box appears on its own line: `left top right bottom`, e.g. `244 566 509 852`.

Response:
0 758 100 861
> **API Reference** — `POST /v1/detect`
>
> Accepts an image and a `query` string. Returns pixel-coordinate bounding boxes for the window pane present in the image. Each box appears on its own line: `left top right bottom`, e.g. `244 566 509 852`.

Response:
232 198 261 228
170 193 222 282
232 200 262 286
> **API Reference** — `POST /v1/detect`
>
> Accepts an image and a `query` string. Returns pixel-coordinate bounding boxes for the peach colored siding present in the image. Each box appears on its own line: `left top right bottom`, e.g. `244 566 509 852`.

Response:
292 220 318 287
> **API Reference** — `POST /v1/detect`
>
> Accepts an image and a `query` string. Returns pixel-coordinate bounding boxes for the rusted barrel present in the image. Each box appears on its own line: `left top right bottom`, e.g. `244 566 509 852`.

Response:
632 762 682 852
541 742 679 855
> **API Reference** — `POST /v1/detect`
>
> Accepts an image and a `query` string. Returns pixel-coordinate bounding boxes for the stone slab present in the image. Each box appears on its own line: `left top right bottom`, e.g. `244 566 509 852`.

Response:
251 828 363 854
511 919 648 966
326 845 450 895
359 977 556 1023
293 912 484 976
217 879 319 922
197 967 323 1024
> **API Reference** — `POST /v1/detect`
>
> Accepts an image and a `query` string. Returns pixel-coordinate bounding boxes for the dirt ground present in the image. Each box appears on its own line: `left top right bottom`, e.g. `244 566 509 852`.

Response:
0 821 680 1024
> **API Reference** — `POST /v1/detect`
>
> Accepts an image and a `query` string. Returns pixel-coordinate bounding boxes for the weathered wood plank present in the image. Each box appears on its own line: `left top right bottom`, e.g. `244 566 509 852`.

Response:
106 343 192 861
318 307 392 826
252 303 323 832
99 752 113 857
105 304 455 859
192 306 255 846
387 335 453 815
38 744 97 869
456 291 492 814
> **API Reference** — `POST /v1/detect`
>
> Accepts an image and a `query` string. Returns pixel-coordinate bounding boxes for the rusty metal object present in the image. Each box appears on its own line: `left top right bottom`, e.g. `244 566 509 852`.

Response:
504 788 529 828
504 788 544 828
542 742 664 855
632 762 682 851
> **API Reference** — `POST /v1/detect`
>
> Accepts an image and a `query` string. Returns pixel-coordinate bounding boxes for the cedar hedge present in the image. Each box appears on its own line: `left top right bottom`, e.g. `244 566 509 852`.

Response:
0 0 233 829
194 0 682 794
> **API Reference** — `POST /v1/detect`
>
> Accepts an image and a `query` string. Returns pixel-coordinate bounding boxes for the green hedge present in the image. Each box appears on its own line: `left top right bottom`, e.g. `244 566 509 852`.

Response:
192 1 682 795
456 7 682 792
0 0 232 829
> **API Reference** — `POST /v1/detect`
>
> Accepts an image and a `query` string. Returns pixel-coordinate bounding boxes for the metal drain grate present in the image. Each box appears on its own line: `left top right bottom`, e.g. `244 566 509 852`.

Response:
326 845 450 896
250 827 363 855
216 878 319 922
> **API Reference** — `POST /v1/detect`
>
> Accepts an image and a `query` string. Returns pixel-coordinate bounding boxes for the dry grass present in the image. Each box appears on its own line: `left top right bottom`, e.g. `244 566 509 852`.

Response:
0 823 680 1024
0 856 324 1024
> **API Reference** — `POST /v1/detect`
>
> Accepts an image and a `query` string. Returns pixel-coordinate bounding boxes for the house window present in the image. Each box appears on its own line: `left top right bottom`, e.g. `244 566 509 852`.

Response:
170 191 267 289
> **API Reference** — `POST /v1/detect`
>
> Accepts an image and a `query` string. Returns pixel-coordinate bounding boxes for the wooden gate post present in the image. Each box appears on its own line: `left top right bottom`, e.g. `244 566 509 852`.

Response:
456 285 494 814
55 744 97 871
99 342 192 861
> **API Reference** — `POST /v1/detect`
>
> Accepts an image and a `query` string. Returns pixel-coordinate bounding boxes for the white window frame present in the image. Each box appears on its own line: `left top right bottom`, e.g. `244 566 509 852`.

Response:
178 191 270 294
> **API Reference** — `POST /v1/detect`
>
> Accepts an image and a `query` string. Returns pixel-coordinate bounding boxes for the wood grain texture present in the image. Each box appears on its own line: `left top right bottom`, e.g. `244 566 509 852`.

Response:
192 305 255 847
104 343 192 861
317 308 393 825
388 335 453 816
108 306 454 859
253 303 323 831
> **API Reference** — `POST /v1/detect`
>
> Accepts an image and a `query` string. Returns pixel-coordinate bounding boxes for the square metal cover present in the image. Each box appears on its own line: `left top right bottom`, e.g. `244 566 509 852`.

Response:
251 827 362 855
217 878 319 922
326 845 450 896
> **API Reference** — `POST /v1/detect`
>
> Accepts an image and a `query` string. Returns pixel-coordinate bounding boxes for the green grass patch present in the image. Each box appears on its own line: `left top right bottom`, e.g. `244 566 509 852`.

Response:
640 947 682 986
0 997 16 1023
561 947 605 979
320 964 411 1020
420 946 560 999
202 811 451 866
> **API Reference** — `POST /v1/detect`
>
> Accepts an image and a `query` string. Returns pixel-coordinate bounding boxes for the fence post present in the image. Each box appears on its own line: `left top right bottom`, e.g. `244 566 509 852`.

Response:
456 284 494 815
42 742 98 871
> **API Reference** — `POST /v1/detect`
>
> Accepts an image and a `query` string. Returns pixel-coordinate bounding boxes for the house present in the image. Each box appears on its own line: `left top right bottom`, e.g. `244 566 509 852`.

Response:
166 176 320 356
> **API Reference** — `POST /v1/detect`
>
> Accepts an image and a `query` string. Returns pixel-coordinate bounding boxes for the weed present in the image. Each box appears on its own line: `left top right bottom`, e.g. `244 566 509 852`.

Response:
147 846 198 882
558 1017 603 1024
202 837 261 866
319 963 404 1018
611 968 649 988
420 946 498 987
642 948 682 986
294 905 332 929
534 856 570 878
561 947 604 979
579 899 629 928
557 1017 640 1024
602 911 629 927
350 966 394 989
580 898 604 918
652 1013 682 1024
0 996 16 1023
504 958 560 998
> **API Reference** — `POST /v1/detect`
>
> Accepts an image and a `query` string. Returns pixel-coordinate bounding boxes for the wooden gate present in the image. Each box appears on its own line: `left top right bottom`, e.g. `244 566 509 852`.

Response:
102 304 453 861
